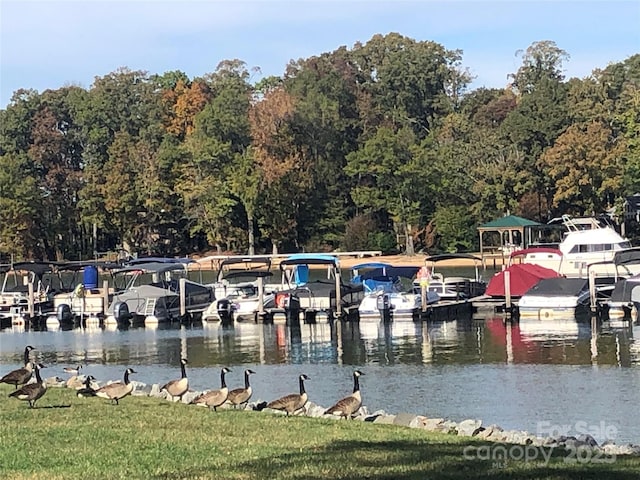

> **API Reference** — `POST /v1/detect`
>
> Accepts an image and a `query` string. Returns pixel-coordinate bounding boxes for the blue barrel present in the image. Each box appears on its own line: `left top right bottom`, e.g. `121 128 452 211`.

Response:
83 265 99 289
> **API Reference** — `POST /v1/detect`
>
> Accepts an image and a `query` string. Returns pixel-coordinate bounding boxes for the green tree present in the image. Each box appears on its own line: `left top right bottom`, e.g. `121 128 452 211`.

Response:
0 153 41 258
510 40 570 95
345 126 425 255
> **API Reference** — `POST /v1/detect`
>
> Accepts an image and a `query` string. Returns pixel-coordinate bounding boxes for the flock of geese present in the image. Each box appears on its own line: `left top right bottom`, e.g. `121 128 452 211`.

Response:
1 346 365 419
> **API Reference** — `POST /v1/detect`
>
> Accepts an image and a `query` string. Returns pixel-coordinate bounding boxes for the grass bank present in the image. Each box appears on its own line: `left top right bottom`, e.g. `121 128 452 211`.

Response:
1 386 638 479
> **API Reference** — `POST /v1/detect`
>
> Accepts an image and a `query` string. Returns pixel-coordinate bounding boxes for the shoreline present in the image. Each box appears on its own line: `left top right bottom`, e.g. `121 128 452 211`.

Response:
37 376 640 458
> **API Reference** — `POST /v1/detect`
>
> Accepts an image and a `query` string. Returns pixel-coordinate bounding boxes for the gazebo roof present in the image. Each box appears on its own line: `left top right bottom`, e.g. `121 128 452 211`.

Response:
478 215 541 229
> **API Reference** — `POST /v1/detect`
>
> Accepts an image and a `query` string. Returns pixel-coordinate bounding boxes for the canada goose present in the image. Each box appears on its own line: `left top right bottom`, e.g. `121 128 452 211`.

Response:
95 368 136 405
22 346 35 365
161 358 189 402
191 367 231 411
227 369 256 409
63 364 82 375
64 365 84 389
325 370 365 419
266 374 310 416
8 363 47 408
0 345 36 389
76 375 98 398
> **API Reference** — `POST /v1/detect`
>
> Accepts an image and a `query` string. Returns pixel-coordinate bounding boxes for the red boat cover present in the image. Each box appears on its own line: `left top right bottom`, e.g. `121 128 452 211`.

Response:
485 263 561 297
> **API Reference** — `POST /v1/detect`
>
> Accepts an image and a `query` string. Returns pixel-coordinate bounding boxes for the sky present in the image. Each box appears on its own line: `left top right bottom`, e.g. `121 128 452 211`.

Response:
0 0 639 108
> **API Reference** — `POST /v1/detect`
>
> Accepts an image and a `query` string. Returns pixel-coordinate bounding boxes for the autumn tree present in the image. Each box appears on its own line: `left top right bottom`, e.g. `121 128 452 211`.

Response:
540 121 625 214
163 79 210 139
250 87 310 253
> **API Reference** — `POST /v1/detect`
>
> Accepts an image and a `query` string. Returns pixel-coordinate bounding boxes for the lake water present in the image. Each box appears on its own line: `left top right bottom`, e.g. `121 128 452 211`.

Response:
1 315 639 445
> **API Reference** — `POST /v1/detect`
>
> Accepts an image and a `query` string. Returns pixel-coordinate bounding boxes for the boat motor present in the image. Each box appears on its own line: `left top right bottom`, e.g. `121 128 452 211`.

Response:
216 298 234 326
56 303 73 323
113 301 131 323
376 293 393 323
276 293 301 327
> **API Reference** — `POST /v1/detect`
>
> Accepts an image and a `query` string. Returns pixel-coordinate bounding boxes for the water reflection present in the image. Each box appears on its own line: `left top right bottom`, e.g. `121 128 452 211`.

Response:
2 316 638 369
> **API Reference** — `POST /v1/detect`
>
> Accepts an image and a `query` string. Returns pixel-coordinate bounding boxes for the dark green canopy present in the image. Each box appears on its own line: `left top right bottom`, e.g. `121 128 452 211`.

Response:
479 215 541 229
478 215 542 258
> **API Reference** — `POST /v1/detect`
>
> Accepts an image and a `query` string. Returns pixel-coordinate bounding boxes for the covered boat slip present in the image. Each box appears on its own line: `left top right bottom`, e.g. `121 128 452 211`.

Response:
203 257 277 323
261 254 479 325
262 254 364 324
350 262 429 321
0 260 123 327
421 253 487 301
104 260 214 326
605 247 640 319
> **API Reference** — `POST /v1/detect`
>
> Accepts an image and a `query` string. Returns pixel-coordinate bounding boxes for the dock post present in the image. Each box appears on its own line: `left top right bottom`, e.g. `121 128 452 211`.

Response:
28 283 34 317
589 269 597 314
257 276 264 316
504 270 511 318
179 278 186 317
421 284 427 312
102 280 109 316
335 271 342 317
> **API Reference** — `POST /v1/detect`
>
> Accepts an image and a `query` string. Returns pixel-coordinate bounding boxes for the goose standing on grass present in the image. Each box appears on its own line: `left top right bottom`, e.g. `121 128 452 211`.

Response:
266 374 310 416
191 367 231 411
0 345 35 389
227 369 256 409
8 363 47 408
325 370 365 419
76 375 98 398
95 368 136 405
64 365 84 389
161 358 189 402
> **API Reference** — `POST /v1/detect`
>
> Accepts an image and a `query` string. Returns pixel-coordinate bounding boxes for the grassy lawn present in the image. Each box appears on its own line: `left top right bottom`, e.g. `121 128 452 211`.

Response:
1 385 639 479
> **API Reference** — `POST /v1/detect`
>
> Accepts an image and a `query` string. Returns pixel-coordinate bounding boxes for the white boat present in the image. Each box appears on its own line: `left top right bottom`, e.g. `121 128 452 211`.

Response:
517 277 592 320
0 261 58 321
523 215 632 280
46 261 121 327
104 259 214 326
350 262 439 321
263 253 364 322
202 257 277 323
604 248 640 319
416 254 487 301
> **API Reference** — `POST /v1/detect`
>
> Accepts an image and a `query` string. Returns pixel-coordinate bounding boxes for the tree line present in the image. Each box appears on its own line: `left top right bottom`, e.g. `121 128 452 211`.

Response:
0 34 638 262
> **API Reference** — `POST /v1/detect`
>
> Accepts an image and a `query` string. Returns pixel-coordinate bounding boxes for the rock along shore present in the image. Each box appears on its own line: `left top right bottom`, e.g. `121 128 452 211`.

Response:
46 376 640 459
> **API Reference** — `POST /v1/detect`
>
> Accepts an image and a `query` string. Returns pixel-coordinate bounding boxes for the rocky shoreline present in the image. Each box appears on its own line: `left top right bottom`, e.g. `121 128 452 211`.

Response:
46 376 640 459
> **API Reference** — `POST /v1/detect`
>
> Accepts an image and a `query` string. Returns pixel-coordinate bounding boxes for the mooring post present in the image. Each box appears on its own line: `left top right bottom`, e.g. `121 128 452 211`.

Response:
28 283 34 317
179 278 186 316
589 269 597 314
102 280 109 316
504 270 512 317
335 270 342 317
257 276 264 315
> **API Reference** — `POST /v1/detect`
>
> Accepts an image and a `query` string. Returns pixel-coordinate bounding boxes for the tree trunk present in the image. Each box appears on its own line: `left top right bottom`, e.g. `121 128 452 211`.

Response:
405 223 415 256
247 214 255 255
272 242 278 255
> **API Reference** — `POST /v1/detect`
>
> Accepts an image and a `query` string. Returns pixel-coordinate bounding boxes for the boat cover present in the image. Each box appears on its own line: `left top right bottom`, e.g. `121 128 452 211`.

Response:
485 263 561 297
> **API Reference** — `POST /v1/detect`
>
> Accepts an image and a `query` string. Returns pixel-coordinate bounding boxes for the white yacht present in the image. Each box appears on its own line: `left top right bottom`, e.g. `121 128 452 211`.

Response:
523 216 632 280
